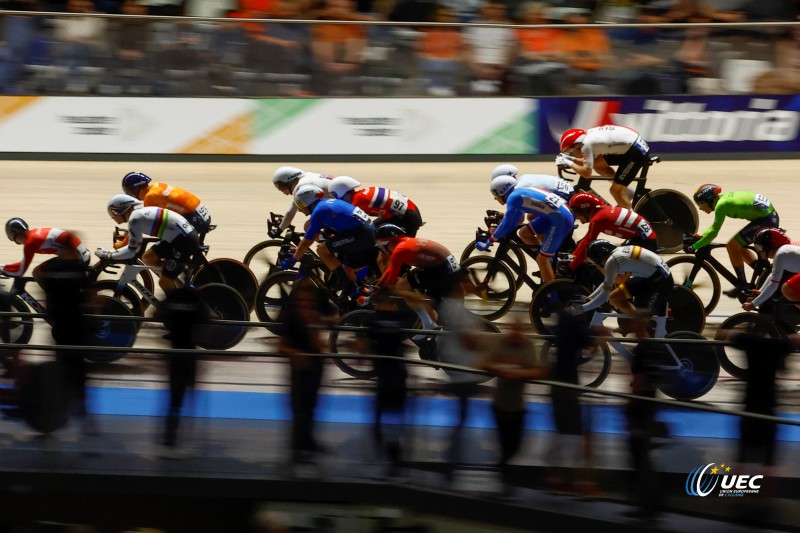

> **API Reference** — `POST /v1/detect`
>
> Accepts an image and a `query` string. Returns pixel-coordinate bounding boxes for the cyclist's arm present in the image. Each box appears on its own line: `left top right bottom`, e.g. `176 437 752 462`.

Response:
750 254 788 307
109 226 142 261
569 219 600 269
279 202 299 232
592 155 615 177
292 237 315 263
692 204 727 250
0 242 35 276
492 196 523 240
580 259 619 313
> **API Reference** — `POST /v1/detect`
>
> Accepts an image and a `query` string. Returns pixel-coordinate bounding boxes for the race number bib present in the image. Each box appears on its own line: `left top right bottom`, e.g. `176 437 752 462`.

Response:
196 204 210 222
753 194 771 211
445 254 460 274
389 193 409 216
352 207 370 223
636 219 653 237
521 193 564 213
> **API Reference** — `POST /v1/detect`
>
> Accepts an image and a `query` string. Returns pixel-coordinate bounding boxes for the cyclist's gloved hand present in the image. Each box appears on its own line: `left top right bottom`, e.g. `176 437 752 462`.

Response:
94 248 113 261
568 304 584 316
682 234 699 254
556 261 572 277
555 154 572 169
475 236 494 251
279 256 297 270
267 226 282 239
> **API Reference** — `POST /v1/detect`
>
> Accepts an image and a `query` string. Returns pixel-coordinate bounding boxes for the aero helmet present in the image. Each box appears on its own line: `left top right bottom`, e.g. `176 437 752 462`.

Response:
272 166 305 190
107 194 143 218
753 227 791 253
5 217 28 241
375 223 406 243
559 128 587 152
329 176 361 200
491 164 519 179
569 192 607 217
293 183 325 209
693 184 722 207
490 176 518 201
121 171 152 197
586 239 617 265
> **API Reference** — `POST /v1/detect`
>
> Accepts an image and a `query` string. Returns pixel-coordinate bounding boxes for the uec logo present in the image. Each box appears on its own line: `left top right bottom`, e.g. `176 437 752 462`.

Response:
686 463 720 497
686 463 764 497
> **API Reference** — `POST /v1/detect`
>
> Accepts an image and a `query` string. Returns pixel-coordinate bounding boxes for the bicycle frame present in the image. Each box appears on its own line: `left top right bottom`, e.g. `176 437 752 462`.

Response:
113 263 162 308
692 243 767 288
491 234 542 289
589 310 684 371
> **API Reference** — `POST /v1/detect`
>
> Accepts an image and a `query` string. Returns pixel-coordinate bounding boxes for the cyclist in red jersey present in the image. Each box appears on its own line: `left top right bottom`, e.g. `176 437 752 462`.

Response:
2 217 90 286
328 176 423 237
567 192 658 271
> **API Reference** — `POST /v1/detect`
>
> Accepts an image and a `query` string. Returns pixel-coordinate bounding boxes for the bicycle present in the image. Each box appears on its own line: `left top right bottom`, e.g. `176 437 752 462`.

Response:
714 295 800 380
667 236 771 315
0 274 137 363
557 155 698 253
328 302 501 380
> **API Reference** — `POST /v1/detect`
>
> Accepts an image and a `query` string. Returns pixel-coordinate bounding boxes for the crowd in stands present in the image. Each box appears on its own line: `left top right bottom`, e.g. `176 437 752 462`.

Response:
0 0 798 96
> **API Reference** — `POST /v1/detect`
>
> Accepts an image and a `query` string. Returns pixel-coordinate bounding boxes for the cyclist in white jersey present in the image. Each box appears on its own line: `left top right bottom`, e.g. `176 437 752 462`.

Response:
95 194 200 292
491 164 574 201
557 125 650 209
271 166 332 236
746 227 800 310
575 240 672 338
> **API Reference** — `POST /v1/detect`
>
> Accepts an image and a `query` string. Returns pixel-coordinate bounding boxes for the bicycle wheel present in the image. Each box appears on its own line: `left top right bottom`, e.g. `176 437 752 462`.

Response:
658 331 719 400
254 271 304 334
193 258 259 313
83 295 137 363
0 294 34 345
96 260 156 312
713 312 785 380
666 256 721 315
329 309 377 379
461 256 517 321
634 190 698 253
85 280 144 319
243 239 284 283
665 285 706 334
540 339 611 388
529 280 591 335
194 283 249 350
460 239 527 288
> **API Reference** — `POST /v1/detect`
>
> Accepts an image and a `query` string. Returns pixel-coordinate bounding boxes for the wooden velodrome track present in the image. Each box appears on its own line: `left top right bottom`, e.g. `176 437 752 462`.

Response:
1 159 798 405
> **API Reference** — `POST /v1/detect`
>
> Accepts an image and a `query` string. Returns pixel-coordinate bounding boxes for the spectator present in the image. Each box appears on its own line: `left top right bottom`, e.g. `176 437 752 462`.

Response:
752 24 800 95
184 0 237 17
465 0 516 94
415 4 467 96
310 0 369 95
510 2 568 95
277 280 333 464
156 286 208 458
481 316 548 494
558 10 614 92
51 0 110 93
673 18 713 93
105 0 152 94
139 0 184 16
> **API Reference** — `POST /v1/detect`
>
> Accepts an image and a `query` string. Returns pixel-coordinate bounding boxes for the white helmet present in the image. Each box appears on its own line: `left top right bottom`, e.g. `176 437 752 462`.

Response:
490 176 517 200
492 164 518 179
107 193 142 217
272 165 305 189
329 176 361 200
293 183 326 209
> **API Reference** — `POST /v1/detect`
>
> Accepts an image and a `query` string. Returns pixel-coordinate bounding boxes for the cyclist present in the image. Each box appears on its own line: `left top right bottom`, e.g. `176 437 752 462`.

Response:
95 194 200 292
328 176 423 237
121 171 212 238
574 240 673 339
477 177 575 283
688 184 779 296
271 165 332 237
491 164 575 201
567 191 658 270
744 228 799 311
281 183 377 304
556 125 651 209
2 217 90 286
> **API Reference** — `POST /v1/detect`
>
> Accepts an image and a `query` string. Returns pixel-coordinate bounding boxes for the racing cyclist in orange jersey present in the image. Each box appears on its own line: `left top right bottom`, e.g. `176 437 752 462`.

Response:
121 171 211 242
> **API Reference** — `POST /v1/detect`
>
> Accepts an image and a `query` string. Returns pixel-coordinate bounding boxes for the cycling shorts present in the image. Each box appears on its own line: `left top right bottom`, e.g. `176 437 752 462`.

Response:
605 141 650 186
529 212 575 257
625 235 658 253
326 224 377 268
408 260 459 302
735 211 780 246
151 231 201 262
620 271 673 316
376 208 423 237
784 272 800 297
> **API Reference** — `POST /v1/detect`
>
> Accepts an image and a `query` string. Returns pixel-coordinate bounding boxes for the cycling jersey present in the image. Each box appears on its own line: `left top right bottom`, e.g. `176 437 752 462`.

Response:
494 187 574 256
580 125 648 170
279 172 331 231
111 207 194 261
516 173 574 200
581 245 670 313
304 198 373 239
570 206 656 269
142 182 210 232
1 227 89 276
350 187 418 219
751 243 800 307
693 191 777 250
378 237 458 286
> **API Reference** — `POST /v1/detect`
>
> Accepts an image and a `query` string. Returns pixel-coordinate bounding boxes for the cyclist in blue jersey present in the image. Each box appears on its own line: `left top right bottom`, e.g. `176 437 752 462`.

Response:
476 177 575 283
491 164 575 201
281 183 377 299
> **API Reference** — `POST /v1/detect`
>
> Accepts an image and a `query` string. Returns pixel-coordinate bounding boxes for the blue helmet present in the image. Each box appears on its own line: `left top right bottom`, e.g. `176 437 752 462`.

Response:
121 171 152 197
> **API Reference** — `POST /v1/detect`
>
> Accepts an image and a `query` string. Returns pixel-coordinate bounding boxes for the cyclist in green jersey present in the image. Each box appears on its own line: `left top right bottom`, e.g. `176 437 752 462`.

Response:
688 184 779 295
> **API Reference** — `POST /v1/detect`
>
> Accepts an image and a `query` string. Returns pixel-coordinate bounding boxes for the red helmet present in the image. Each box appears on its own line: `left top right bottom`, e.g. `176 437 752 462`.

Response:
560 128 586 152
569 192 606 217
753 227 791 253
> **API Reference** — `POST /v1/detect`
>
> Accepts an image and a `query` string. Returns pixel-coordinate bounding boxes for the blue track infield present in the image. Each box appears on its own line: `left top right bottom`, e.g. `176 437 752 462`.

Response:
86 387 800 442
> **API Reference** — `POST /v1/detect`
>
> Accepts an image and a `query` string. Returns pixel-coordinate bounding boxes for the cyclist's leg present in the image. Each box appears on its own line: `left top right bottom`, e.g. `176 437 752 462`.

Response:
729 213 778 284
611 149 647 209
781 273 800 306
534 214 572 284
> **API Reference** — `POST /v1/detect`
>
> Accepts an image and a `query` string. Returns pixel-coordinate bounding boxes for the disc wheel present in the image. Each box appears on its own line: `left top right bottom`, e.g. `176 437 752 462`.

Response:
635 190 698 253
666 256 720 315
194 283 249 350
193 258 259 313
83 295 137 363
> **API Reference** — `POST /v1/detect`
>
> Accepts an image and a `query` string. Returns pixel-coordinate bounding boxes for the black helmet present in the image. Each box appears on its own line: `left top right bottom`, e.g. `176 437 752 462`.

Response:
5 217 28 241
586 239 617 265
375 223 406 245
